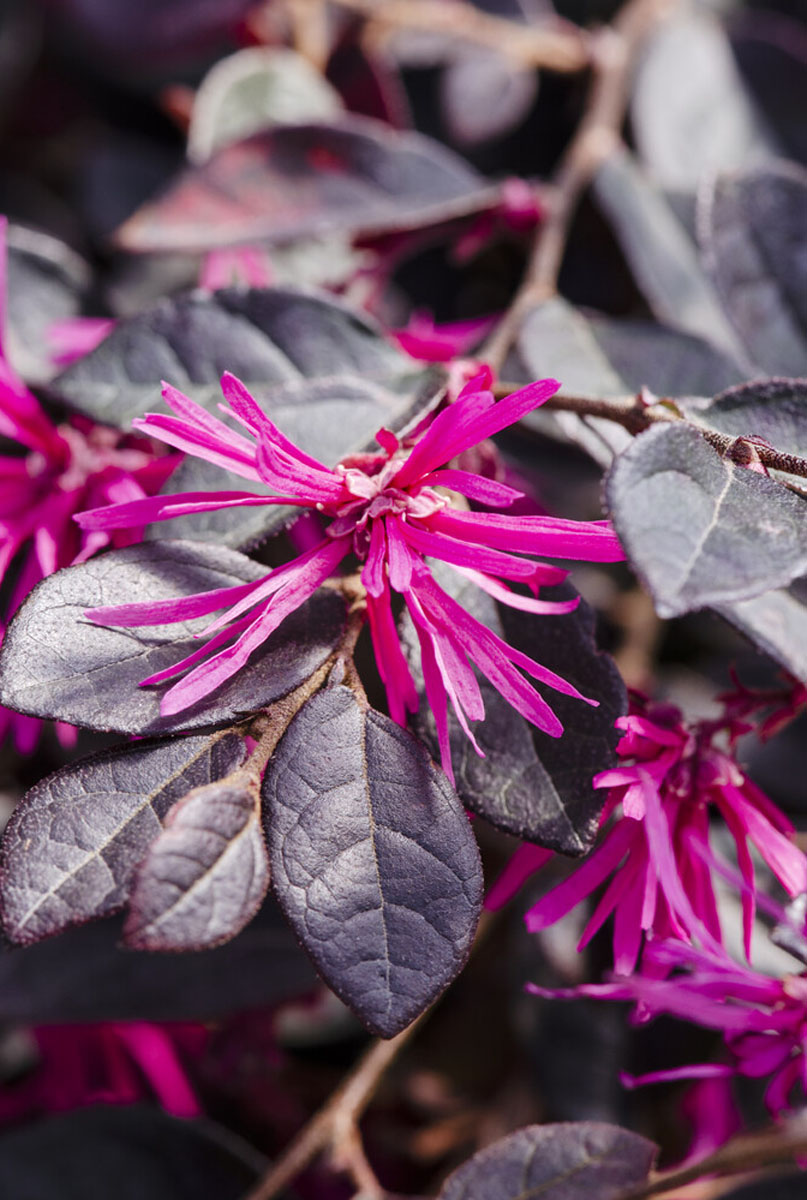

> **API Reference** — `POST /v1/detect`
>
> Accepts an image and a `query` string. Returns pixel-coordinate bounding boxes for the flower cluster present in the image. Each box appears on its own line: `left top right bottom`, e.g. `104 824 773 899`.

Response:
76 369 624 780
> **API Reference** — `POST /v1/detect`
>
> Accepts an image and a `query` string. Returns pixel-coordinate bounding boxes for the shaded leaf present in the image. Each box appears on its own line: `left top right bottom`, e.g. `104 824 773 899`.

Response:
160 372 441 549
6 224 91 384
437 1121 656 1200
517 299 744 401
631 10 775 191
0 731 246 945
50 287 442 548
606 422 807 617
115 116 500 254
732 17 807 167
683 379 807 463
0 1106 262 1200
700 161 807 376
441 49 537 146
512 297 743 465
0 540 347 735
718 577 807 688
264 685 483 1037
593 149 746 362
124 771 269 951
188 47 343 164
0 902 316 1023
404 568 624 854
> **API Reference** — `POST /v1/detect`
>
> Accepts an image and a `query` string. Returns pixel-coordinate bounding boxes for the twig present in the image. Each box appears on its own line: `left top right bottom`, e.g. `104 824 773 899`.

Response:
242 911 495 1200
242 1015 425 1200
328 0 589 73
616 1115 807 1199
483 0 677 372
496 383 807 482
284 0 331 70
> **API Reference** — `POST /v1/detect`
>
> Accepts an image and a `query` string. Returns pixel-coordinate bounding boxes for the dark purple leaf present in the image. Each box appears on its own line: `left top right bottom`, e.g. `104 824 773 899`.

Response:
0 1107 262 1200
6 224 92 384
731 15 807 167
0 902 316 1023
718 577 807 688
0 730 246 945
264 685 483 1037
682 379 807 463
0 540 347 735
50 288 442 548
517 299 744 401
440 49 537 146
187 47 344 164
631 10 775 191
592 149 746 362
114 116 499 254
606 422 807 617
124 772 269 951
403 569 624 854
700 162 807 377
437 1121 656 1200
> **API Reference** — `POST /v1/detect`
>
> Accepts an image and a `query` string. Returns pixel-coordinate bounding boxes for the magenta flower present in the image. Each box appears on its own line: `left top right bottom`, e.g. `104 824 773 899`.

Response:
391 311 497 363
522 701 807 973
0 218 178 750
0 1022 205 1124
76 368 623 780
531 939 807 1124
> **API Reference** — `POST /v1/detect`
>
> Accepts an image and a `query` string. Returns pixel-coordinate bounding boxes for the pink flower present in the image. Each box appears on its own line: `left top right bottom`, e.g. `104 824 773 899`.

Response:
76 368 624 781
522 701 807 973
391 312 497 363
0 218 178 751
0 1022 205 1124
531 939 807 1124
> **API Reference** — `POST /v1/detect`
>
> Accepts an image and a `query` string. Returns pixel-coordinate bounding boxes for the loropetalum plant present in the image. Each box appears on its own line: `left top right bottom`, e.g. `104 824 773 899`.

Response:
5 0 807 1196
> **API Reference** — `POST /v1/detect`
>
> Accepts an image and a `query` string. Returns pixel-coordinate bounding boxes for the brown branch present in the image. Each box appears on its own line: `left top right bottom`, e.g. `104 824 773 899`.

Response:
496 382 807 482
242 1013 425 1200
617 1115 807 1200
483 0 677 372
328 0 589 73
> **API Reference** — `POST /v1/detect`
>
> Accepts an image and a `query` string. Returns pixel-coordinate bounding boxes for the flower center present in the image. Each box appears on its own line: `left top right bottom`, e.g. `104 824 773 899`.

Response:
325 459 448 549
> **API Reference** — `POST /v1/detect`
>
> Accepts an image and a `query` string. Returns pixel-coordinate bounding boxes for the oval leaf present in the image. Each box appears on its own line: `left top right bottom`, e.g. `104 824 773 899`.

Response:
124 772 269 951
631 10 775 191
718 577 807 688
0 731 247 945
438 1122 656 1200
0 1107 262 1200
188 46 343 163
264 685 483 1037
700 161 807 376
606 422 807 617
0 540 347 735
683 379 807 463
115 116 500 253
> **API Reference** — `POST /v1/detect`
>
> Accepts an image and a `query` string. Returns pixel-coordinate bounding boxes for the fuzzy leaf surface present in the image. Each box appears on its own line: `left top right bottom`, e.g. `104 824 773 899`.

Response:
264 685 483 1037
683 379 807 462
607 423 807 617
0 731 246 945
700 162 807 376
0 541 346 735
0 1107 262 1200
438 1121 656 1200
404 571 624 854
124 772 269 951
115 116 499 253
0 903 316 1023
